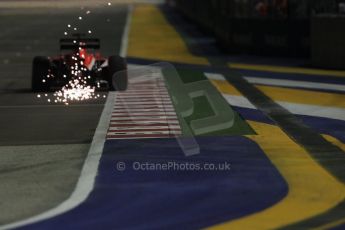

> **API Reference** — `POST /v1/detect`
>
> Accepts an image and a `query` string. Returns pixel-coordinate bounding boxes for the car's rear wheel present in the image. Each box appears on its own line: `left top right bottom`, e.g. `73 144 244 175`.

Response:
108 55 127 91
32 56 50 92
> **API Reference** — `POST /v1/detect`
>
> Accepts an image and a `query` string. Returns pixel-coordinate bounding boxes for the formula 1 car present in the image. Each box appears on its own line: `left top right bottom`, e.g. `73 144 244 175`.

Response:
32 34 127 92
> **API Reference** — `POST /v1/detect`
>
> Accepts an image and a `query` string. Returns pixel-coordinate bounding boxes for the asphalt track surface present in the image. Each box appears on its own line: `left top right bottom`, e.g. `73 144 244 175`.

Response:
0 3 127 224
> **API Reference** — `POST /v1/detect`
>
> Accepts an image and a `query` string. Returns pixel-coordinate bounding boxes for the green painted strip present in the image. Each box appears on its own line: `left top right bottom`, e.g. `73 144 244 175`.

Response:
163 68 254 136
176 69 207 83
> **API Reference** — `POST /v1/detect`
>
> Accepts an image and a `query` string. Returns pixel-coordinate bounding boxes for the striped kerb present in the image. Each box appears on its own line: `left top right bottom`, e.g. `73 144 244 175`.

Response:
106 77 182 139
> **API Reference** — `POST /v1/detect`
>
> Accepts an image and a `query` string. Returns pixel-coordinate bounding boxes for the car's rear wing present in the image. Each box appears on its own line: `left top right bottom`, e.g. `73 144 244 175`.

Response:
59 38 100 50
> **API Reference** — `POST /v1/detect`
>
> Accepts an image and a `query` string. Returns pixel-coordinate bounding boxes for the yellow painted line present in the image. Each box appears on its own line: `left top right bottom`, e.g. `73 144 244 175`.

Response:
213 78 345 109
229 63 345 78
209 121 345 230
209 79 242 96
211 79 345 110
323 134 345 152
127 5 208 65
256 85 345 109
313 135 345 230
209 76 345 229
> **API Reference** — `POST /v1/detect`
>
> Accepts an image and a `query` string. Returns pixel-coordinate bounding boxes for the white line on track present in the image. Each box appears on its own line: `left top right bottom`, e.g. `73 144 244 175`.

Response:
244 76 345 92
205 72 345 92
0 4 133 230
221 94 257 109
223 93 345 121
205 73 345 121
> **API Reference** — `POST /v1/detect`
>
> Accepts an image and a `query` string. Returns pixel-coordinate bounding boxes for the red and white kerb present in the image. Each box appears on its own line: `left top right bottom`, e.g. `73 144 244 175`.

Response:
106 78 182 139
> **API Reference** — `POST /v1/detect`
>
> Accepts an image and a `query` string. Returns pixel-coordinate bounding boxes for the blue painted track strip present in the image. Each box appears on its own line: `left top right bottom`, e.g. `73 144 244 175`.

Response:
20 137 287 230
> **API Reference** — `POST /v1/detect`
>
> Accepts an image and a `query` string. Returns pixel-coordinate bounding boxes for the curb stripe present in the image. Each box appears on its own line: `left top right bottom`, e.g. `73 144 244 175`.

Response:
110 122 179 125
107 66 181 139
108 128 181 132
110 119 179 122
107 134 176 139
112 110 175 113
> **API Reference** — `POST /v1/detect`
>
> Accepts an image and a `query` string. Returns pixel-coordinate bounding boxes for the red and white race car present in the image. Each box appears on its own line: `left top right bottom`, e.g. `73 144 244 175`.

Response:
32 33 127 92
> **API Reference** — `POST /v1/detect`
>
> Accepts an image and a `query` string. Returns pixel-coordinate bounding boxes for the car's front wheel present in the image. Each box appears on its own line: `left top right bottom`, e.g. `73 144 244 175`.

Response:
108 55 127 91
